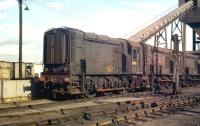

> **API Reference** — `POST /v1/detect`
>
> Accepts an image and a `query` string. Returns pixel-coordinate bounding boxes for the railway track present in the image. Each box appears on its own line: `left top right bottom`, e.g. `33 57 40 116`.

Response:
0 87 199 126
0 86 197 112
0 91 154 125
2 94 198 126
0 91 150 113
68 95 200 126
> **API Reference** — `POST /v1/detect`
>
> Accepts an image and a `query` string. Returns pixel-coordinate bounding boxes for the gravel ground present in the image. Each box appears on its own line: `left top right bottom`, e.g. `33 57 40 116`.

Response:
134 105 200 126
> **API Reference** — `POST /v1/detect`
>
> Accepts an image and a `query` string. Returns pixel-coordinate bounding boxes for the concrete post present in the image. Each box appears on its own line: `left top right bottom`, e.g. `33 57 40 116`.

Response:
172 34 181 94
182 23 186 86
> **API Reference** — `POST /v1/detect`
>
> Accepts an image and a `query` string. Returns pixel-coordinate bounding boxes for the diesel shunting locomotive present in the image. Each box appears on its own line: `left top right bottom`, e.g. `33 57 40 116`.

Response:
32 27 200 98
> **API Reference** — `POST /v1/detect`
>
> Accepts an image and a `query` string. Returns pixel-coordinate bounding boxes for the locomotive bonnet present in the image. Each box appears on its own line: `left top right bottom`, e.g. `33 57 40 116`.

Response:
35 27 140 98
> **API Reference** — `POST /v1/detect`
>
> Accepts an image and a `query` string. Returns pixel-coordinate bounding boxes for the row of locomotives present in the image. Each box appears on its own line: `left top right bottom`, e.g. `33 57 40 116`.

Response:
31 27 148 99
182 53 200 87
143 44 175 92
143 43 200 93
30 27 200 99
131 43 149 91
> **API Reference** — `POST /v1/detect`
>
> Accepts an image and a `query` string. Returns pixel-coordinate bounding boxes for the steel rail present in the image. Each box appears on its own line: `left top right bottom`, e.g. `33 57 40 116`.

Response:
1 93 200 126
86 96 200 126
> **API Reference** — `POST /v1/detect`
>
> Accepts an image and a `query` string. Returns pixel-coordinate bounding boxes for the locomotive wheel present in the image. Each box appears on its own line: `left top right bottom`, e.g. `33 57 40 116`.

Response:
85 86 96 98
52 91 65 100
85 82 96 98
118 89 127 95
85 92 96 98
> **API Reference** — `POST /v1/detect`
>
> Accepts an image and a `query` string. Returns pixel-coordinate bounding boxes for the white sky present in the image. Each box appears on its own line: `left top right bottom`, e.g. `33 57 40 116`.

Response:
0 0 195 62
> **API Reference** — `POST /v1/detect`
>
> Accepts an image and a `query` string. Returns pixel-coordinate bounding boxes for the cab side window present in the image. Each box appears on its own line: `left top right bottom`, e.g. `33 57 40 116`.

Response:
132 49 137 60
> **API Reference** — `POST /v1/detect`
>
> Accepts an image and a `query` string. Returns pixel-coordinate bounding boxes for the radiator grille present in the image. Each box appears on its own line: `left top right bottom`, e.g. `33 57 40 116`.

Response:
69 31 76 63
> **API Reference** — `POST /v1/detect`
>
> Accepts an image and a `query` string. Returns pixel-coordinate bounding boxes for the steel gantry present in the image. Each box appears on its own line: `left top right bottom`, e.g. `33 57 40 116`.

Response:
128 0 195 94
128 1 194 44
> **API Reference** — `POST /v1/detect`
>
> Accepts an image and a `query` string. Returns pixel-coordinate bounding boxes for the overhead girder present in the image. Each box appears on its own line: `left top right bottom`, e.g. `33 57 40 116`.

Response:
128 1 194 44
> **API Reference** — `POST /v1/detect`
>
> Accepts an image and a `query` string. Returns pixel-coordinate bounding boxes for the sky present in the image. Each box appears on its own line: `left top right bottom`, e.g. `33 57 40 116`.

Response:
0 0 194 63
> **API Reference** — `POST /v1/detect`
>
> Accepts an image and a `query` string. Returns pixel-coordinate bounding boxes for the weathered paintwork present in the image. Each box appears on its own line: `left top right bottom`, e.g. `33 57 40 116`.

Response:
39 27 200 97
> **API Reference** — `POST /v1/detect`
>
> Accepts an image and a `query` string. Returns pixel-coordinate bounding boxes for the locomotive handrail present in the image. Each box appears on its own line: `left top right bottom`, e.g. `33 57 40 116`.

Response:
128 0 194 44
